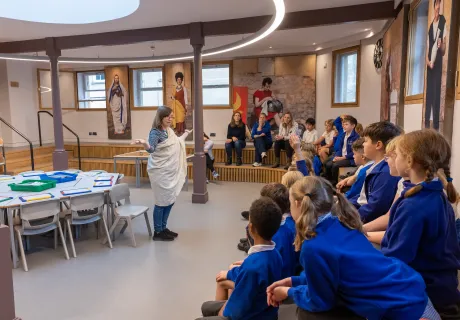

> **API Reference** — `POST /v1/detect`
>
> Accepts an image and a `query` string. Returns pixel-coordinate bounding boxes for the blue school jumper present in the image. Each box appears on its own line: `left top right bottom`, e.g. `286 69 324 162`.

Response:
288 214 428 320
332 116 343 154
381 180 460 309
345 162 373 200
313 155 322 176
334 129 360 166
251 121 272 144
273 215 297 278
350 160 399 222
225 246 282 320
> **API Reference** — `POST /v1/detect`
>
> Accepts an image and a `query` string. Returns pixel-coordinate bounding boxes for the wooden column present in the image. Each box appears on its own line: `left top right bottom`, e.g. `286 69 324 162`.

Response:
190 23 208 204
46 38 68 170
0 225 15 320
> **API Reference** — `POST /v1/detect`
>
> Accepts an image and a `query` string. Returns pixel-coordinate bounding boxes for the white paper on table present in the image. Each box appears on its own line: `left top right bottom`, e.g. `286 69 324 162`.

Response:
61 188 92 196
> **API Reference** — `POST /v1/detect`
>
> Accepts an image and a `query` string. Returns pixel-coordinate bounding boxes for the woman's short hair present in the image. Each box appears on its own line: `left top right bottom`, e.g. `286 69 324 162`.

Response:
262 77 272 86
152 106 172 130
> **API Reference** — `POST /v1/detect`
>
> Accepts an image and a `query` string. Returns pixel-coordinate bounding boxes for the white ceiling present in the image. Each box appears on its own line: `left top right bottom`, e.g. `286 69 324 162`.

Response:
0 0 389 41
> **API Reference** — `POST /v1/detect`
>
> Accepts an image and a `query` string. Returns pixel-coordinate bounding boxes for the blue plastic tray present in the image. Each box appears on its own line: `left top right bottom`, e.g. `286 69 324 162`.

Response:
39 172 78 184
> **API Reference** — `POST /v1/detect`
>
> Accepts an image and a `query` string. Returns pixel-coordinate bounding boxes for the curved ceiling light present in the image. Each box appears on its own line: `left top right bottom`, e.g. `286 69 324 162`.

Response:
0 0 285 64
0 0 139 24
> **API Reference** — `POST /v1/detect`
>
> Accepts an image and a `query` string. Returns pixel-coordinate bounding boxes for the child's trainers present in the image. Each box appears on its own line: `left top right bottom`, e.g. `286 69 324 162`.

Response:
212 171 219 179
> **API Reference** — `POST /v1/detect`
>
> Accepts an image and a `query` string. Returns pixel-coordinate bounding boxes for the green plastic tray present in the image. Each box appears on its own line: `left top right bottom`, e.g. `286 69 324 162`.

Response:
9 179 57 192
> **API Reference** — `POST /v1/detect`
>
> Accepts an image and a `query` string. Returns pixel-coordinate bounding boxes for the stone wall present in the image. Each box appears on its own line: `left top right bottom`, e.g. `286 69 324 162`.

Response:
233 55 316 125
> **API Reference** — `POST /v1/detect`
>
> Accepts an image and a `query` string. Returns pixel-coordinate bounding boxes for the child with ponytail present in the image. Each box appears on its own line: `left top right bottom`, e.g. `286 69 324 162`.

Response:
381 129 460 318
267 176 440 320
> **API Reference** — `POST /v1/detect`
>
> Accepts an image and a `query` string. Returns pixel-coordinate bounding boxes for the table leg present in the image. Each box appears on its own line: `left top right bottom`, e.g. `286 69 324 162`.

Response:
7 208 18 269
135 158 140 188
114 158 117 173
0 208 5 225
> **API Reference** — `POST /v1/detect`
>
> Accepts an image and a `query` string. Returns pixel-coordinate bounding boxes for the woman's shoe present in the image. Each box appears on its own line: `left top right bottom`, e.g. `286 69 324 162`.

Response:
253 162 262 167
272 157 280 168
225 158 232 166
153 231 174 241
236 158 243 166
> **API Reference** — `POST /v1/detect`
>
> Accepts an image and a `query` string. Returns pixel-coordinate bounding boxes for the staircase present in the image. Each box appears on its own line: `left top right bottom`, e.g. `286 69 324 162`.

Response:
0 145 55 175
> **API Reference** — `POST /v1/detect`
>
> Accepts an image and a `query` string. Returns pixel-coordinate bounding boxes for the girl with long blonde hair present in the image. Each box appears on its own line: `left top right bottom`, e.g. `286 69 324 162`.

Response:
267 176 439 319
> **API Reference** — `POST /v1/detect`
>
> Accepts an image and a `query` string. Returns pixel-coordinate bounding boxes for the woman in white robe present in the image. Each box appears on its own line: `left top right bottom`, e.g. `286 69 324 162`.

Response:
108 75 128 134
132 106 191 241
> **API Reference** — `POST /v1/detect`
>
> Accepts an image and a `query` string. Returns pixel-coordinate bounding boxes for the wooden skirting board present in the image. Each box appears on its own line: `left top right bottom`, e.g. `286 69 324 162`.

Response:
65 143 289 166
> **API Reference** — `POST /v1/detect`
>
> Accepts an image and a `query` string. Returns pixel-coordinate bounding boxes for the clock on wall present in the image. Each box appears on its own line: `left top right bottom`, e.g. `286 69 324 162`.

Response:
374 38 383 69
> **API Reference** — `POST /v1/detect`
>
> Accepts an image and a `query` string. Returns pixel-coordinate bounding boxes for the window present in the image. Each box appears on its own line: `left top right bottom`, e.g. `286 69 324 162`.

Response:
332 46 360 107
406 0 429 99
132 68 164 108
202 63 231 107
76 71 106 109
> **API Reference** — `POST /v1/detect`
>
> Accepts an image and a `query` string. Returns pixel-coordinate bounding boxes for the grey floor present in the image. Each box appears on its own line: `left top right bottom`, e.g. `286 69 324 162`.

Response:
12 178 270 320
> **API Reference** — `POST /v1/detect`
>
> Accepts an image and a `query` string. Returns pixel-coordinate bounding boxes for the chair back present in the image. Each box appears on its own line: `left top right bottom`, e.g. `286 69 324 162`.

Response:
69 193 105 222
110 183 131 205
19 199 60 231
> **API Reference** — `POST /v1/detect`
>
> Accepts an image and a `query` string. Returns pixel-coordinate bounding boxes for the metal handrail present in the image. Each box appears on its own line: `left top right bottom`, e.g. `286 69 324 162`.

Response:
37 111 81 170
0 116 34 170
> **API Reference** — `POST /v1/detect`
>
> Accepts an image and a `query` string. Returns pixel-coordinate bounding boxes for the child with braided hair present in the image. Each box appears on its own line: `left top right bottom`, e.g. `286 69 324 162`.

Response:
381 129 460 318
266 176 439 319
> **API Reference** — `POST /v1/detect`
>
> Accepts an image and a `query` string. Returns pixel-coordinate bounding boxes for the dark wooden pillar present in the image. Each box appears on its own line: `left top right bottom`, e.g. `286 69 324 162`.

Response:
0 225 15 320
190 23 208 204
46 38 68 170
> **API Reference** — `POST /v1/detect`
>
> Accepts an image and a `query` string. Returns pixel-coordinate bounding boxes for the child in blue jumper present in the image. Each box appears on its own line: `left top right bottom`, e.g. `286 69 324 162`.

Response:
350 121 402 223
336 138 374 199
324 115 360 185
197 197 283 320
267 176 440 320
381 129 460 318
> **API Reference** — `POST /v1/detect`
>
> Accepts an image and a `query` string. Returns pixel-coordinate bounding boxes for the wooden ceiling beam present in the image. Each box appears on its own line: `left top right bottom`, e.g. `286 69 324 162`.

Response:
0 1 397 54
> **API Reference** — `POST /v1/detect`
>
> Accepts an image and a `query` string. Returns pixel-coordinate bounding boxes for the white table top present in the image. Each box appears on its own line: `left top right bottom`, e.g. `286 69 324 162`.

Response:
0 171 119 208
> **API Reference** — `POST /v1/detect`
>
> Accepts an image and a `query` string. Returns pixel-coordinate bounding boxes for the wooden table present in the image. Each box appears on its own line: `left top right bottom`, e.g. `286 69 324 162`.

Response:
113 151 149 188
0 171 119 269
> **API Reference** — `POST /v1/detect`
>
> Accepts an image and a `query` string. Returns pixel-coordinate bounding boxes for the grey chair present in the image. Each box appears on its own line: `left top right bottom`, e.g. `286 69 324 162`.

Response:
103 183 152 247
15 199 69 271
63 193 113 258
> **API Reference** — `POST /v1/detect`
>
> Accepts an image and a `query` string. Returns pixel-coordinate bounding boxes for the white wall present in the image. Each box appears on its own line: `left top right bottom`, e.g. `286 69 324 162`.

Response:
451 101 460 191
403 103 423 133
316 39 381 133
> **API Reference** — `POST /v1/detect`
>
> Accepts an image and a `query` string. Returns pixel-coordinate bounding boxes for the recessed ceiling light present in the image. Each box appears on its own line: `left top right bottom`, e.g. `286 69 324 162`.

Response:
313 43 316 45
315 47 322 51
366 32 374 38
269 46 273 49
0 0 140 24
364 28 371 31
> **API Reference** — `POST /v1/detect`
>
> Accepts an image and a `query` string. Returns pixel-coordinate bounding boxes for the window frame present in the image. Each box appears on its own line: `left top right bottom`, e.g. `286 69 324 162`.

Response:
37 68 77 110
75 70 107 111
405 0 428 104
331 46 361 108
202 61 233 110
130 66 166 110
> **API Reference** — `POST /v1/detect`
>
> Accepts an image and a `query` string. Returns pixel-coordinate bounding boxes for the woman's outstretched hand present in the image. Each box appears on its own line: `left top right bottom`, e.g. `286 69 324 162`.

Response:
131 139 149 150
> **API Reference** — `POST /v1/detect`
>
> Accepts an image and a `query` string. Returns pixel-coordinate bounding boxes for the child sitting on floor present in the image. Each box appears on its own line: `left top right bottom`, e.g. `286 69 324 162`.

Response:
381 129 460 317
197 197 283 320
336 138 373 199
349 121 402 223
301 142 322 176
204 133 219 183
267 176 440 320
281 171 304 189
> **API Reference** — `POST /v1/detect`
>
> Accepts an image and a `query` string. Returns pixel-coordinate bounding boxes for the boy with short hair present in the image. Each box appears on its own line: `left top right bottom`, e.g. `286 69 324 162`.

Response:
301 118 318 144
197 197 283 320
350 121 403 223
325 115 360 185
336 138 374 199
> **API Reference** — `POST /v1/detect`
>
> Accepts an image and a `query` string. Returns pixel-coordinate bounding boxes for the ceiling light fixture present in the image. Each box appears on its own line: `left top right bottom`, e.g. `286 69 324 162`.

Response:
366 32 374 38
313 43 316 45
269 46 273 49
364 28 370 31
0 0 285 64
315 47 322 51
